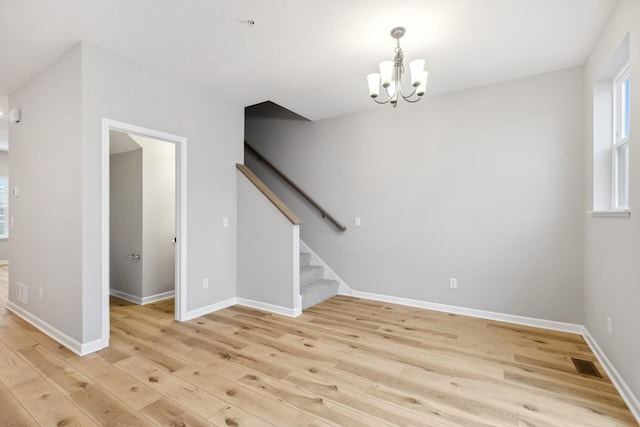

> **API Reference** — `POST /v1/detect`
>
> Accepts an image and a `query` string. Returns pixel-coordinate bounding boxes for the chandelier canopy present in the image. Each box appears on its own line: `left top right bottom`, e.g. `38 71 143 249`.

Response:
367 27 428 107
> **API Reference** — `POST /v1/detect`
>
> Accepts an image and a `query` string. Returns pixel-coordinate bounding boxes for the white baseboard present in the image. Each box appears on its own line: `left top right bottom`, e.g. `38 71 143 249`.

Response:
582 327 640 423
352 290 584 335
300 240 353 296
6 301 108 356
110 289 175 305
236 297 302 317
182 297 237 321
142 290 175 305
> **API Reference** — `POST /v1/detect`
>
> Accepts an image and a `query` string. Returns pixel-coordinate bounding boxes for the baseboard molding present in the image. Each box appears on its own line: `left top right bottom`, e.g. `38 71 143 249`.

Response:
142 290 175 305
6 301 108 356
582 327 640 423
236 297 302 317
110 289 175 306
300 240 353 296
351 290 584 334
182 297 237 321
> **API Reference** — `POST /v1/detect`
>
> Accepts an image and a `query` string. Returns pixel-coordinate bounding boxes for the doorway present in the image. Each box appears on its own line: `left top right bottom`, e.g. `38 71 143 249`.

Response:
101 119 187 346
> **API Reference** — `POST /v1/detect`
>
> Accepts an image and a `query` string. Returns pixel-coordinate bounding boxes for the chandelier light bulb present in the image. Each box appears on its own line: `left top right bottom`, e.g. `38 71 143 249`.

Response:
379 61 394 88
409 59 426 87
367 73 381 98
417 71 428 96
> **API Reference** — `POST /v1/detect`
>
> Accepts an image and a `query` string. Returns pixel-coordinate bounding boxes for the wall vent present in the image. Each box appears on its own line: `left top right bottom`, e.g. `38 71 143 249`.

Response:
571 358 602 378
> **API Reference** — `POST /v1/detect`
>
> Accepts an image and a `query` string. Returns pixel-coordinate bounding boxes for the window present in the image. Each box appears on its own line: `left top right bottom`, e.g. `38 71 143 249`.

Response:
592 34 630 215
613 64 630 209
0 177 7 238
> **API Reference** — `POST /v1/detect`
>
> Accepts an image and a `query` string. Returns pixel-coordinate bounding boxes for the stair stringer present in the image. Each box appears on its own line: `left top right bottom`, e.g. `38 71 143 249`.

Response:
300 240 353 296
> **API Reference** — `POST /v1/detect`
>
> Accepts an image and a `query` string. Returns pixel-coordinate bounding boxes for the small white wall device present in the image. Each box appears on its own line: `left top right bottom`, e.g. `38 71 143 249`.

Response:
8 108 21 123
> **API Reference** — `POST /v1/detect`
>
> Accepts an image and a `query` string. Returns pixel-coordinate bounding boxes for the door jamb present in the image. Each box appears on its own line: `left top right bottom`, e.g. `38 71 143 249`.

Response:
101 119 188 346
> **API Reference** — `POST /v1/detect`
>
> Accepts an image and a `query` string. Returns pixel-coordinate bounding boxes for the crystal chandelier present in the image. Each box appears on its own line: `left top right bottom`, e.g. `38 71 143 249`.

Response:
367 27 428 107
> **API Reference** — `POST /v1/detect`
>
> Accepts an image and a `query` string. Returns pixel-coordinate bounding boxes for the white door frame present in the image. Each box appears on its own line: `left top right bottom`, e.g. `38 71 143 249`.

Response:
101 119 188 344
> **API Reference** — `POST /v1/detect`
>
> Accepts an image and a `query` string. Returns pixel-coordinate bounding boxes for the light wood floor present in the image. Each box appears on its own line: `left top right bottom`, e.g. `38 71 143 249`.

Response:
0 265 636 426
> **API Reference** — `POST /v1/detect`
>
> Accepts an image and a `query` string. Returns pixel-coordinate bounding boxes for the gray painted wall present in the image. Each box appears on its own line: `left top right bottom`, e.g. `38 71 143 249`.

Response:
237 172 299 310
0 151 8 262
138 136 176 299
583 0 640 405
110 148 143 298
81 42 242 342
10 42 242 346
110 137 176 302
246 66 584 323
9 46 83 340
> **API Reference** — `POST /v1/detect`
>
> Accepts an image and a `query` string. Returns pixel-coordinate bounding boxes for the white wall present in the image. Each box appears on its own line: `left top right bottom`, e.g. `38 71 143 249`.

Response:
9 42 243 350
237 172 300 313
137 136 175 299
110 148 143 298
583 0 640 408
246 67 584 323
8 46 83 341
0 151 9 262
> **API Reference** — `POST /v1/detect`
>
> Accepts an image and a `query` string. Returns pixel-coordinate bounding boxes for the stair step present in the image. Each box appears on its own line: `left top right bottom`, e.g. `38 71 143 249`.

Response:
300 265 324 285
300 252 312 267
301 279 339 310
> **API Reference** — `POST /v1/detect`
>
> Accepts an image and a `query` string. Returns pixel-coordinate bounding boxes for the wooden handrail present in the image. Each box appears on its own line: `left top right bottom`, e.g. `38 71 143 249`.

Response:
236 164 302 225
244 142 347 231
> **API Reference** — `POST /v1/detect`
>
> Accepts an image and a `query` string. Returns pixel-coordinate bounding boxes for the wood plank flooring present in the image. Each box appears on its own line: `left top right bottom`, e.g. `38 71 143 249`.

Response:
0 265 637 426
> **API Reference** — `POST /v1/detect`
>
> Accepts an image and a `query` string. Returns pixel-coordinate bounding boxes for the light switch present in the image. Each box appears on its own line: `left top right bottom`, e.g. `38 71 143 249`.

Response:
355 217 361 227
223 217 229 228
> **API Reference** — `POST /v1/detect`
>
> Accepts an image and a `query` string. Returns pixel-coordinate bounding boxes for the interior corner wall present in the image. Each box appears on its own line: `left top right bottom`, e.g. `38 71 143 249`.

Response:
583 0 640 404
0 151 9 262
246 66 584 324
138 136 176 299
8 44 83 342
110 149 143 298
81 42 243 342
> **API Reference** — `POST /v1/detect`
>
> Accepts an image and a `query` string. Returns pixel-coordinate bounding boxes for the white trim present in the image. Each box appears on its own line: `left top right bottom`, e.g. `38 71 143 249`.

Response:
109 289 175 305
182 297 302 321
142 290 175 305
589 210 630 218
236 297 302 318
582 327 640 423
0 260 8 265
102 119 188 353
300 239 353 296
182 297 237 321
6 301 108 356
292 226 302 312
351 290 583 334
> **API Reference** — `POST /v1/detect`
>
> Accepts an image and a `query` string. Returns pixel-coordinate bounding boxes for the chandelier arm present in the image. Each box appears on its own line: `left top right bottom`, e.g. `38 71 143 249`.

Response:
372 96 391 105
400 96 424 103
399 87 424 103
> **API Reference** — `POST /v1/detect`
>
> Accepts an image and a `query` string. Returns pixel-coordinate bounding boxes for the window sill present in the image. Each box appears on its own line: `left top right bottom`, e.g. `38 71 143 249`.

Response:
589 210 631 218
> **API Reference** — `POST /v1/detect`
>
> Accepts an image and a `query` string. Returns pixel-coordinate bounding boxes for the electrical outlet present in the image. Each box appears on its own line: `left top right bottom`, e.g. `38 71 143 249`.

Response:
202 278 209 290
607 316 612 335
355 217 361 227
223 218 229 228
450 278 458 289
16 282 28 304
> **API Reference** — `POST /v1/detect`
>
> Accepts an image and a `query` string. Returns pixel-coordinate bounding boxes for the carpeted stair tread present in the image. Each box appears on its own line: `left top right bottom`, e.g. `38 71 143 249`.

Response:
300 265 325 285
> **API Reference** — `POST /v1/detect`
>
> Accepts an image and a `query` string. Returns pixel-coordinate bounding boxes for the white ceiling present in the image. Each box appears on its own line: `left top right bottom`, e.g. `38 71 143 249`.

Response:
0 0 618 121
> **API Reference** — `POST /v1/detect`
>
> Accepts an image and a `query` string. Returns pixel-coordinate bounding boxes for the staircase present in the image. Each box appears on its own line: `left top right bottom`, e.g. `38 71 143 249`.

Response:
300 252 339 310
